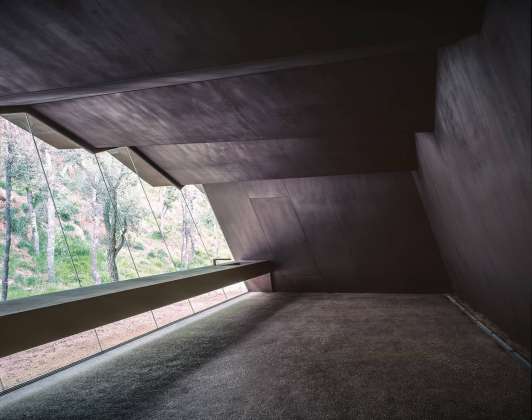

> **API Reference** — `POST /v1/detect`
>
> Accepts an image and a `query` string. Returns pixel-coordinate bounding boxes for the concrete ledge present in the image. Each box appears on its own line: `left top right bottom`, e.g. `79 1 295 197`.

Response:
0 260 272 357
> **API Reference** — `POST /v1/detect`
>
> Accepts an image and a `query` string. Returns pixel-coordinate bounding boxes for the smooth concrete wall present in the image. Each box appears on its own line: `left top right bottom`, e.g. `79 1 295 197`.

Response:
416 0 531 349
206 173 450 293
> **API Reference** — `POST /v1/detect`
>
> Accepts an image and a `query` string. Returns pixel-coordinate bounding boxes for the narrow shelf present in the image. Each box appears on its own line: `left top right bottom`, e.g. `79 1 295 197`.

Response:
0 260 272 357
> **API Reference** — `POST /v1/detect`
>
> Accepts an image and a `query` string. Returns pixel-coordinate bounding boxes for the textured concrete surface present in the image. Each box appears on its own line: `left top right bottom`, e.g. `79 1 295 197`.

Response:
416 0 532 349
206 174 449 293
0 3 484 185
0 293 529 419
0 2 482 95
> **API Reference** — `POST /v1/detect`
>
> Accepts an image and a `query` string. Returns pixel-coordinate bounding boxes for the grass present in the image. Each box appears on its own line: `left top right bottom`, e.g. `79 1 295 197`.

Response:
1 228 215 302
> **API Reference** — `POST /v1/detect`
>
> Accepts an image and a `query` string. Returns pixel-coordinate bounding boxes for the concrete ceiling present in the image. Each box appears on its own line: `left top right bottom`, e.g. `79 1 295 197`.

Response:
0 1 482 95
0 1 484 185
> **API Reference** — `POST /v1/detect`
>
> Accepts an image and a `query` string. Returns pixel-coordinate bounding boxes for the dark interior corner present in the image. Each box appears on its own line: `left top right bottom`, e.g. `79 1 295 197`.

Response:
0 0 530 418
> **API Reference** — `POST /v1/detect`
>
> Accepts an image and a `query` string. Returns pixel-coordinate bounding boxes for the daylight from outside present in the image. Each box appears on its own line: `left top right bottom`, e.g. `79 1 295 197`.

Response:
0 114 246 391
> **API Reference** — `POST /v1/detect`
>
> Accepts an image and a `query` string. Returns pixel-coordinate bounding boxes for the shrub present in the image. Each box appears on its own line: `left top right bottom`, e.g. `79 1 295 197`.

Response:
11 212 29 237
150 231 163 240
55 236 89 258
62 223 75 232
148 249 167 259
17 239 34 253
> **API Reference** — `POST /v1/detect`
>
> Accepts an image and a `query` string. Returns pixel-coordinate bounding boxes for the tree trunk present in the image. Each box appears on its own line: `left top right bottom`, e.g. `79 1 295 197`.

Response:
26 189 40 256
104 197 119 282
106 246 119 282
105 223 126 283
185 222 195 269
46 193 55 283
180 198 187 268
44 149 55 283
159 204 168 234
214 235 221 259
1 139 14 301
89 186 101 284
180 194 195 269
103 187 126 283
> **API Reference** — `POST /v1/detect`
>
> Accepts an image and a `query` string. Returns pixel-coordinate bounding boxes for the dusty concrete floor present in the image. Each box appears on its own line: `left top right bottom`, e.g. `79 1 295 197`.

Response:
0 293 530 419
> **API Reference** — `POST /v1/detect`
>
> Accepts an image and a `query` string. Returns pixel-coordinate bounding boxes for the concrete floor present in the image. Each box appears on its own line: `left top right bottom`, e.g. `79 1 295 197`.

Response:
0 293 530 419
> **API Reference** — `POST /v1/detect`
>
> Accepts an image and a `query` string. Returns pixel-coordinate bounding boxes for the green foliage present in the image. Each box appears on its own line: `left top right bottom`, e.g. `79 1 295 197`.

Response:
54 258 81 285
17 239 33 254
71 256 91 287
150 231 163 240
131 242 145 250
35 252 48 272
1 120 232 302
56 235 89 258
192 250 212 268
147 249 167 260
14 258 34 272
62 223 75 232
10 210 29 237
14 273 40 287
97 250 111 283
6 286 38 300
31 191 46 208
56 202 78 222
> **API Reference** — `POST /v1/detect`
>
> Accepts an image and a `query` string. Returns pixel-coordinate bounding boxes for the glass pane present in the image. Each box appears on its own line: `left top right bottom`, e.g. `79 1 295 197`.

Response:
96 152 175 279
133 181 182 270
0 116 244 391
0 330 100 389
103 147 233 273
189 288 227 312
0 115 79 300
224 281 248 299
94 312 157 350
152 300 194 327
35 143 110 287
121 149 183 270
180 185 232 269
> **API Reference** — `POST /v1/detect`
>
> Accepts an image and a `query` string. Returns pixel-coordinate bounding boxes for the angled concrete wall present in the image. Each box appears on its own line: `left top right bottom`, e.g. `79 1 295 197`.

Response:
416 0 531 349
206 173 450 293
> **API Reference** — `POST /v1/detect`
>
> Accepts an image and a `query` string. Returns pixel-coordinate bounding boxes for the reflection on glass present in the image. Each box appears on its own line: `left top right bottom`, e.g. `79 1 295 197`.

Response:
0 330 100 389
